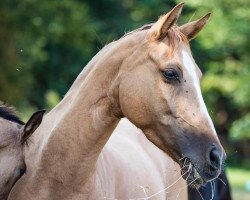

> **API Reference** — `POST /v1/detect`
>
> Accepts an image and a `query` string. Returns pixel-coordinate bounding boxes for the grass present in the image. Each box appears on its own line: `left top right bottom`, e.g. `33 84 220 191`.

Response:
227 166 250 189
227 166 250 200
231 188 250 200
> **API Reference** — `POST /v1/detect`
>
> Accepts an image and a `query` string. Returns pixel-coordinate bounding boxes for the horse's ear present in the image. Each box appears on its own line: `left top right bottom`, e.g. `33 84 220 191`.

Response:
148 2 184 40
22 110 46 143
179 13 211 40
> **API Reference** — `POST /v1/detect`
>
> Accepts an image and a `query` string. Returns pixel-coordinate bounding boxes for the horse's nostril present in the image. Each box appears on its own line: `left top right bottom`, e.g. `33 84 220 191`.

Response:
208 147 221 171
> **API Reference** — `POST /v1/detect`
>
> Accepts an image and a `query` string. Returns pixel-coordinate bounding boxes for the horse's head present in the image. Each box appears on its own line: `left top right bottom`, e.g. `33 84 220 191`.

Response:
0 105 45 199
117 3 225 187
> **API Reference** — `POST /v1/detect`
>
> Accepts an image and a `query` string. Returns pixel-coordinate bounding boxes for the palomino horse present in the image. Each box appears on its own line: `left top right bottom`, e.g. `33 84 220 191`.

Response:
9 3 225 200
0 104 45 199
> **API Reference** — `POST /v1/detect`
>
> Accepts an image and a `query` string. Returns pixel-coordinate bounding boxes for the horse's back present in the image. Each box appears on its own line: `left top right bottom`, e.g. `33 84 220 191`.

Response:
97 118 187 200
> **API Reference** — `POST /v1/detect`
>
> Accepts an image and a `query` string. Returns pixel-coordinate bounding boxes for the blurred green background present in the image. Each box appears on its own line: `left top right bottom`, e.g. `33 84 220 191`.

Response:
0 0 249 199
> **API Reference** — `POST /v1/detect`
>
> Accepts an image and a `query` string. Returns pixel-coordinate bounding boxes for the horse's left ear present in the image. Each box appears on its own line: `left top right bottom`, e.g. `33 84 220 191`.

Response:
179 13 211 40
22 110 46 143
148 2 184 40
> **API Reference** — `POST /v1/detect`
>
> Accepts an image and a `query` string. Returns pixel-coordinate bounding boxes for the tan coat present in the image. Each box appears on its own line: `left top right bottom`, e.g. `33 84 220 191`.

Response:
9 3 224 200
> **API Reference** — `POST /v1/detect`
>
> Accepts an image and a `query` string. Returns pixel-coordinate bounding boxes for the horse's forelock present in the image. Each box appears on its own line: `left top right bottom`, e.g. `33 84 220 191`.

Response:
166 26 189 56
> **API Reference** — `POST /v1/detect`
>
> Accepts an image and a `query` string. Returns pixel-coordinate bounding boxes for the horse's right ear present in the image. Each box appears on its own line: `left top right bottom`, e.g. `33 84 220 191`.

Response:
148 2 184 40
21 110 46 143
179 13 211 40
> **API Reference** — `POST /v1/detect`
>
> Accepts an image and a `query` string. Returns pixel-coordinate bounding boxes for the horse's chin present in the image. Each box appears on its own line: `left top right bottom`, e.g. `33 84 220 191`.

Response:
180 158 207 189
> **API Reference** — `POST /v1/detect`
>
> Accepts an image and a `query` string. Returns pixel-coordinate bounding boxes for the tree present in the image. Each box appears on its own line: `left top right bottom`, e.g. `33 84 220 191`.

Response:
0 0 249 157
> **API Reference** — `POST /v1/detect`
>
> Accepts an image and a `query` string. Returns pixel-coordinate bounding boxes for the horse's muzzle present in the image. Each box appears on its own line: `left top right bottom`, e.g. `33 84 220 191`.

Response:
180 145 224 188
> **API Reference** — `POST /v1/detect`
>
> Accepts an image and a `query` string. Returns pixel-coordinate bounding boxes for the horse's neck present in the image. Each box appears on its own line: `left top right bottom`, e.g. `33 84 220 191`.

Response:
64 41 117 97
26 35 138 189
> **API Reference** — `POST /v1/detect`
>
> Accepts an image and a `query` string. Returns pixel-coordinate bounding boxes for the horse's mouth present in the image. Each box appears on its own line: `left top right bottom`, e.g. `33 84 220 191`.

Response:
180 157 206 189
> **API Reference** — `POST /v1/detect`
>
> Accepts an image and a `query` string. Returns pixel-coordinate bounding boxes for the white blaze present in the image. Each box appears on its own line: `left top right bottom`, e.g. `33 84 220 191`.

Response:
181 50 216 135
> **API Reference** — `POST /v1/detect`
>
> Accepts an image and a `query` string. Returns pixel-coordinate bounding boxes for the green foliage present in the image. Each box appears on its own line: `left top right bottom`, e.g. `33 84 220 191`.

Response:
45 90 60 110
0 0 98 108
0 0 249 145
185 0 250 143
230 114 250 140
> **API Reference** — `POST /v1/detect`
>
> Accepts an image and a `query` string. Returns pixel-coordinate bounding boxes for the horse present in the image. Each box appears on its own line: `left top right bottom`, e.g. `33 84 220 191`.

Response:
0 104 45 199
8 3 225 200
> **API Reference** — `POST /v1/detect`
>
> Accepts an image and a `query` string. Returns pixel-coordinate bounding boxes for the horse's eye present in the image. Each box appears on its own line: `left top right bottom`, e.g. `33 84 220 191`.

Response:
163 69 179 81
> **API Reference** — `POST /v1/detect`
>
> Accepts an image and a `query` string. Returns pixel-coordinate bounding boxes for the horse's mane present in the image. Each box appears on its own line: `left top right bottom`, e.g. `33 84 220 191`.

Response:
0 103 24 125
63 23 189 99
125 23 189 55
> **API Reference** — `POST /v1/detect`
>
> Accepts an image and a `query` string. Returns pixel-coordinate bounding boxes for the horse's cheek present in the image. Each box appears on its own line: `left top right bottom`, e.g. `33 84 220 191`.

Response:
118 77 153 127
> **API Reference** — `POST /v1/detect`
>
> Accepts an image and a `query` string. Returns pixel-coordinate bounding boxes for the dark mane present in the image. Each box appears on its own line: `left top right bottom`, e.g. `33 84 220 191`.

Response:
0 103 24 125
